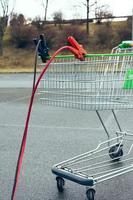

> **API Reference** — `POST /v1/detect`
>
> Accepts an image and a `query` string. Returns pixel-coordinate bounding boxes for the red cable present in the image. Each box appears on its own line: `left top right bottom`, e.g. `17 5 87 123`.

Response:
11 45 84 200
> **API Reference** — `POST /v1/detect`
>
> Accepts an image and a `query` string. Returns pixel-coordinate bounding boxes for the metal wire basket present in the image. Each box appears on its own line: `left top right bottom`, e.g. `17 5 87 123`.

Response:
39 53 133 110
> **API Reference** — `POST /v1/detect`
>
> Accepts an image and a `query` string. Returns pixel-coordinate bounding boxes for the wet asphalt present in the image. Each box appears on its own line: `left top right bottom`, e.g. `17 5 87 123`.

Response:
0 73 133 200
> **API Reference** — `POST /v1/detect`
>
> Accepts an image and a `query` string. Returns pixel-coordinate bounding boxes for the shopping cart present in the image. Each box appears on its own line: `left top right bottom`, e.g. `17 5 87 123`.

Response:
38 47 133 200
10 37 133 200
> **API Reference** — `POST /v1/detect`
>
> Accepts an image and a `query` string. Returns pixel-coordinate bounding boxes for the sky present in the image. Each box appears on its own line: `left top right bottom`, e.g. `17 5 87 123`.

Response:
9 0 133 20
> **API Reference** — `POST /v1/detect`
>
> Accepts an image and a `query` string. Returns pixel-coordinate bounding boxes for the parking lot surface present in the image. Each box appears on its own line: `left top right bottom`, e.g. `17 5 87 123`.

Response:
0 73 133 200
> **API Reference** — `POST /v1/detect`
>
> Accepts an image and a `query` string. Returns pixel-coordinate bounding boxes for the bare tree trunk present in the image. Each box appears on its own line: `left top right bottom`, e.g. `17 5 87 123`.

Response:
0 37 3 56
44 0 48 21
0 20 3 55
0 16 7 56
0 0 16 55
86 0 89 35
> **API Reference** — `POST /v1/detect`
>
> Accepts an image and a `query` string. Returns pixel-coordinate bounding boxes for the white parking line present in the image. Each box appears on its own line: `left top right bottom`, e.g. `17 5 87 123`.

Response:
0 123 101 131
0 95 30 106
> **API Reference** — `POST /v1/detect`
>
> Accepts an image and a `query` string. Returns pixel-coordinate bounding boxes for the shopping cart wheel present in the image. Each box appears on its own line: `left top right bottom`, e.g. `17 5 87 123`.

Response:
109 144 123 161
86 188 95 200
56 177 65 192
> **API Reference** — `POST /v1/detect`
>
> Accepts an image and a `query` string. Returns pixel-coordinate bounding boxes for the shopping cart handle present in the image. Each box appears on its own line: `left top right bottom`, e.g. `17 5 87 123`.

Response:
68 36 87 56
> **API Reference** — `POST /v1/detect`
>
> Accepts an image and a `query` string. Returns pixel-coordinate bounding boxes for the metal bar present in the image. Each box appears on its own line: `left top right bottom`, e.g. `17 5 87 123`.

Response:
45 52 133 59
96 110 110 139
90 160 133 177
96 164 133 183
112 109 122 132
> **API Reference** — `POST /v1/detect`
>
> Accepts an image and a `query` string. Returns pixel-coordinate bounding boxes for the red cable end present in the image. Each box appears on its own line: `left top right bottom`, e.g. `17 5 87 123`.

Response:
68 36 87 59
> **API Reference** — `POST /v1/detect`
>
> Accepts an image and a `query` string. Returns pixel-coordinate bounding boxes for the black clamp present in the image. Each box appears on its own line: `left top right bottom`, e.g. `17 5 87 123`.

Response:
33 34 49 63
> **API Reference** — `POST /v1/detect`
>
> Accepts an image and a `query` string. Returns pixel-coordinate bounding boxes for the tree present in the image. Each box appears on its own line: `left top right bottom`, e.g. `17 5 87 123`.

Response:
115 18 132 43
53 11 63 29
86 0 89 34
95 4 113 24
31 16 45 31
82 0 97 35
94 22 113 49
10 14 25 27
0 0 16 55
58 25 89 48
40 0 49 21
10 14 38 48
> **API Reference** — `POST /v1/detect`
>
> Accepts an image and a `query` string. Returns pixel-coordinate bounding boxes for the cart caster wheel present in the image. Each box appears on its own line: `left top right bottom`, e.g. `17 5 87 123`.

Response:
86 188 95 200
109 144 123 161
56 177 65 192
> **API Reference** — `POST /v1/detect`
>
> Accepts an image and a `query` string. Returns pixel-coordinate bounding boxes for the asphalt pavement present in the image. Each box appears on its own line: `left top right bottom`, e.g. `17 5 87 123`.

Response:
0 73 133 200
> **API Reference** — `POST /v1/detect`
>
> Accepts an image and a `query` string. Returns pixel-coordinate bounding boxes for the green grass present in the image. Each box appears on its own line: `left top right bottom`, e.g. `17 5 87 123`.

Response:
0 47 37 73
0 46 112 73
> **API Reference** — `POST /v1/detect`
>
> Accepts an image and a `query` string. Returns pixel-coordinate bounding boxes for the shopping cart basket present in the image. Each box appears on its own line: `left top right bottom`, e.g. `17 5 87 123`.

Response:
38 49 133 200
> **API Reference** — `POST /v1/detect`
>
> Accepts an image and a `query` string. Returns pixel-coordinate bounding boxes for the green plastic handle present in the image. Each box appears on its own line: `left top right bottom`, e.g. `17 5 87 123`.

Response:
119 41 133 48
